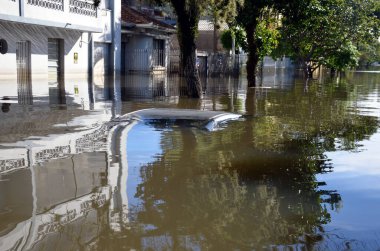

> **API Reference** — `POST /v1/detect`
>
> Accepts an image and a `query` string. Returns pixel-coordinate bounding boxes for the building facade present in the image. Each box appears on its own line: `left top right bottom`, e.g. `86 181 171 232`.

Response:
0 0 121 104
121 5 175 74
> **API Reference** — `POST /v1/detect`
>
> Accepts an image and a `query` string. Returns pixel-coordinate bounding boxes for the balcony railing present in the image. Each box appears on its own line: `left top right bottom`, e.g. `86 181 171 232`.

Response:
27 0 64 11
69 0 97 17
26 0 97 17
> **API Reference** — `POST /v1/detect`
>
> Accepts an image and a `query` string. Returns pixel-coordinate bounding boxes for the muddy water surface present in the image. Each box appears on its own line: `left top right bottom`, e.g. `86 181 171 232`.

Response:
1 70 380 250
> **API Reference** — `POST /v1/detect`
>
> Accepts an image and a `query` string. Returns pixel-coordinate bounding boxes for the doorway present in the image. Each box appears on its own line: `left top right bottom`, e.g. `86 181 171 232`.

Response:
48 38 65 105
16 41 32 105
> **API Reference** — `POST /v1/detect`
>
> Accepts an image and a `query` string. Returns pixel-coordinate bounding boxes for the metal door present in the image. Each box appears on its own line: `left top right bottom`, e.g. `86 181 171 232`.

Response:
16 41 33 105
48 38 66 105
48 38 62 83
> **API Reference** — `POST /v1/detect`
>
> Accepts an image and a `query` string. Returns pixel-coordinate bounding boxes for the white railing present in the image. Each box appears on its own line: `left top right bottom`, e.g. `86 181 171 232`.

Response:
20 0 100 29
27 0 64 12
69 0 97 17
24 0 97 17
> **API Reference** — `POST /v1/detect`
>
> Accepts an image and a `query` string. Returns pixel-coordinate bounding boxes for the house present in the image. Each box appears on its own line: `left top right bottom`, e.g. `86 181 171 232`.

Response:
196 19 226 53
0 0 121 104
120 5 175 74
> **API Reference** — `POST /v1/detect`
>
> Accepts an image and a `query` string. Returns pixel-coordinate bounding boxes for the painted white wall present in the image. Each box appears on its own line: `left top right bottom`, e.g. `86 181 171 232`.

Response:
23 0 101 29
0 21 89 79
0 80 18 98
64 32 90 77
0 0 19 16
93 9 112 43
93 42 111 76
1 0 119 81
112 0 121 73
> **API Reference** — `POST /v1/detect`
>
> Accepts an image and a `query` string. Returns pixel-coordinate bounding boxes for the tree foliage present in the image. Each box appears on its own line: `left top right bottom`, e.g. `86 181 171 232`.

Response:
358 39 380 67
277 0 380 76
230 0 379 82
235 1 281 86
220 26 246 52
206 0 243 28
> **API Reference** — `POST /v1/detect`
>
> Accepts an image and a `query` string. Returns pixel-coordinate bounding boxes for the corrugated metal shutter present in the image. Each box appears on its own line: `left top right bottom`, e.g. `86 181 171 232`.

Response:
48 38 61 83
16 41 33 104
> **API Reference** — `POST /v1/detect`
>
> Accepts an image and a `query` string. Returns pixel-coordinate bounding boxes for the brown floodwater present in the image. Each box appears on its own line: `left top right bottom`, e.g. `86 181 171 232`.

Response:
1 69 380 250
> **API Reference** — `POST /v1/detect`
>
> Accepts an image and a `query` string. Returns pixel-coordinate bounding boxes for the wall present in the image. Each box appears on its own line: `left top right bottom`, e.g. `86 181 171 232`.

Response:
263 56 294 69
196 30 224 53
0 0 20 16
0 0 117 81
92 0 112 77
92 0 112 52
124 35 153 72
0 21 89 79
113 0 122 73
24 0 100 27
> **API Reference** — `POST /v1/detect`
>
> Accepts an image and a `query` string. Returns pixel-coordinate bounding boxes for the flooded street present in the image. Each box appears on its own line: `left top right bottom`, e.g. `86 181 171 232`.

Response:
1 70 380 250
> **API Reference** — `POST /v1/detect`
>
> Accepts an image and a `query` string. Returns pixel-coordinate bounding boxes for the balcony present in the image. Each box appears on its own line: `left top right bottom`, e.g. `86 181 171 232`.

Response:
0 0 102 32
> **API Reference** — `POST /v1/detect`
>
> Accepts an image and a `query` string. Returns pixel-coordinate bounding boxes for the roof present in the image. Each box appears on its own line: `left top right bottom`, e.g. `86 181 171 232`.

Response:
116 108 241 131
121 6 175 31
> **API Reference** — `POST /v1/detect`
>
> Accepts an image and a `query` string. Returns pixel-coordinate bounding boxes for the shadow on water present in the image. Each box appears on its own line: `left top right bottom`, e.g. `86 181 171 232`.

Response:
0 69 380 250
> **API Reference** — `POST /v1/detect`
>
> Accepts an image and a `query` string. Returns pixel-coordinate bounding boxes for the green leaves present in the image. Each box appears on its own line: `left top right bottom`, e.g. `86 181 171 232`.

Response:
255 18 280 60
278 0 380 72
220 26 247 51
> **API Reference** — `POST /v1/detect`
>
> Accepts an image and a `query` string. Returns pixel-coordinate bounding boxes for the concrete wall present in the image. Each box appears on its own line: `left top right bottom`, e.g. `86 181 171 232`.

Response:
93 42 110 76
0 0 120 80
0 21 90 80
0 0 20 16
111 0 121 73
93 9 112 43
1 0 101 30
263 56 294 69
0 76 112 109
196 30 224 53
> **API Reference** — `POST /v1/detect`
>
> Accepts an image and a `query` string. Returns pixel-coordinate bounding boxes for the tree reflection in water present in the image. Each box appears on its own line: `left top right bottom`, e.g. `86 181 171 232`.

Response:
98 73 380 250
1 71 379 250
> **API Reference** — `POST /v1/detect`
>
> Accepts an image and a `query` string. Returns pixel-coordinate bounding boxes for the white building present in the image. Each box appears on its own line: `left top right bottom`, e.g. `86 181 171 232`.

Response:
0 0 121 103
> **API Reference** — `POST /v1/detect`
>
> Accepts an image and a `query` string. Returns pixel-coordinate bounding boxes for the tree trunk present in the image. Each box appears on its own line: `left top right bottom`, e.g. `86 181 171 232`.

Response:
180 42 202 98
213 22 218 53
301 60 313 79
173 3 202 98
306 65 313 78
245 24 259 87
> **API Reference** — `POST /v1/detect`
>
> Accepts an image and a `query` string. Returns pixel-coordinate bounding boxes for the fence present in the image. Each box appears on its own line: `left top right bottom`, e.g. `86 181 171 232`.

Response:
125 49 166 73
169 51 248 76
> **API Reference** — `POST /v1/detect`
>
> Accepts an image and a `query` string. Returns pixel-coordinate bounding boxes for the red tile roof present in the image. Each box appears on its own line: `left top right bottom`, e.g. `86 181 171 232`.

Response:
121 6 175 30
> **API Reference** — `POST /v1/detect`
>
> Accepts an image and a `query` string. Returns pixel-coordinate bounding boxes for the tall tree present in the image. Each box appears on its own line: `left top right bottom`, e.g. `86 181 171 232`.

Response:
157 0 241 98
277 0 380 77
236 0 281 87
207 0 242 52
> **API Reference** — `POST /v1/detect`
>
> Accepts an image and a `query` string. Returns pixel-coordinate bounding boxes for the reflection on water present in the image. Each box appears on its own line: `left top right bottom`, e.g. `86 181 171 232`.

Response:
48 81 66 106
1 69 380 250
